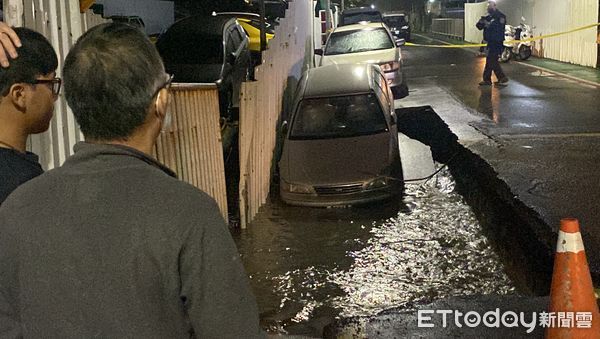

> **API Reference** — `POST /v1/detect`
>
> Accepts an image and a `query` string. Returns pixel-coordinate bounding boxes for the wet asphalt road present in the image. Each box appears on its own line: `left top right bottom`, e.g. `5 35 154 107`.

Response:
403 34 600 135
401 34 600 281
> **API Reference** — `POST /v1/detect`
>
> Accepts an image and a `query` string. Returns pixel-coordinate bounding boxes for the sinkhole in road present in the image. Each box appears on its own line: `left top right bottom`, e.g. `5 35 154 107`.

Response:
233 106 541 337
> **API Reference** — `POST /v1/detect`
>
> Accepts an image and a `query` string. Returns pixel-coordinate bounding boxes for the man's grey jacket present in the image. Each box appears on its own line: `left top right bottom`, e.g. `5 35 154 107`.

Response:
0 142 264 338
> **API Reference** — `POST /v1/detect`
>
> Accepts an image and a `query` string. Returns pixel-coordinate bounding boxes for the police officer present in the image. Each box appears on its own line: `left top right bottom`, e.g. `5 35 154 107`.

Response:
476 0 509 86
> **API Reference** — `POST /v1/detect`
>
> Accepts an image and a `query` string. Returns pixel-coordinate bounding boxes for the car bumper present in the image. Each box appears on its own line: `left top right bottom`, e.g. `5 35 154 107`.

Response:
280 184 400 207
392 31 410 41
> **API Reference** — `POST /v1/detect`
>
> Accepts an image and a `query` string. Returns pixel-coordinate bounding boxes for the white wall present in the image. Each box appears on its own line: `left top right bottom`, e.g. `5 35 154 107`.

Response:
492 0 598 67
97 0 174 35
464 2 487 43
531 0 598 67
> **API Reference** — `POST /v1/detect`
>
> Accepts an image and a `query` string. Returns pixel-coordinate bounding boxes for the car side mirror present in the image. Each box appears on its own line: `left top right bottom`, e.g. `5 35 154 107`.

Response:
227 52 237 65
314 49 323 56
396 38 405 47
281 121 289 134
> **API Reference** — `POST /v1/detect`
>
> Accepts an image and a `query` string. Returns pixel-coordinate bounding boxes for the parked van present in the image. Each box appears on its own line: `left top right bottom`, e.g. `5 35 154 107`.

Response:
279 64 403 207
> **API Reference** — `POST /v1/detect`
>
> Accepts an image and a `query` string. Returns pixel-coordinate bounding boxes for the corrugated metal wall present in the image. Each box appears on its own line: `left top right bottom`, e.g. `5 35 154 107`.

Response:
4 0 109 170
531 0 598 67
153 84 228 222
464 2 487 43
484 0 598 67
239 0 312 229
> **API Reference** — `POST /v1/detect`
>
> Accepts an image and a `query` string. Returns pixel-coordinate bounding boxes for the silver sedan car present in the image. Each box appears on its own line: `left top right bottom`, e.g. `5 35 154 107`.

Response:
279 64 403 207
317 22 408 99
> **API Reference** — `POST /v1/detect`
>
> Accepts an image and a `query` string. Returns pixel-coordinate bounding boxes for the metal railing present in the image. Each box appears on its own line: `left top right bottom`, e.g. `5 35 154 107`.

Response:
431 18 465 39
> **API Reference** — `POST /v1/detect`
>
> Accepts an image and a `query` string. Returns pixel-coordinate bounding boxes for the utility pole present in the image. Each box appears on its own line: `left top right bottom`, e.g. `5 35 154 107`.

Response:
259 0 267 52
341 0 344 11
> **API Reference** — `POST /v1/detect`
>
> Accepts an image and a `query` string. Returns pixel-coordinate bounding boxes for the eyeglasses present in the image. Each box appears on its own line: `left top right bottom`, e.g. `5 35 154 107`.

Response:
153 74 174 98
33 78 62 96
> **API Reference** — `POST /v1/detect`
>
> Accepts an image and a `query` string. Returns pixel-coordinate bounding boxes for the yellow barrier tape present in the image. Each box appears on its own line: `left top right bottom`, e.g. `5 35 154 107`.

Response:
405 22 600 48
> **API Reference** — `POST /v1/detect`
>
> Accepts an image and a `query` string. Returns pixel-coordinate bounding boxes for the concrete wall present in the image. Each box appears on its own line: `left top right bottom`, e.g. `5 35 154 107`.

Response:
96 0 174 35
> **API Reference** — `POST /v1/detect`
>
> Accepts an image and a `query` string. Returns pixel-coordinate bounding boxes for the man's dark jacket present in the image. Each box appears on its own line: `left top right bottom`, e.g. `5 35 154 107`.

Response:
0 142 264 338
476 9 506 53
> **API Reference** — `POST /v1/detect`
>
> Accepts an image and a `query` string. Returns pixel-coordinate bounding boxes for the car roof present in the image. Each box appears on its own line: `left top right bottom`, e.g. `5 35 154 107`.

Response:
342 7 381 15
333 22 387 33
302 64 377 98
383 13 406 17
168 15 236 36
214 12 261 20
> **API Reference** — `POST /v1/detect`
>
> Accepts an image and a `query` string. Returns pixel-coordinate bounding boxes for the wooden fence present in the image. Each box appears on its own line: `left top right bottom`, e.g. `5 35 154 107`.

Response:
239 0 313 228
154 84 228 222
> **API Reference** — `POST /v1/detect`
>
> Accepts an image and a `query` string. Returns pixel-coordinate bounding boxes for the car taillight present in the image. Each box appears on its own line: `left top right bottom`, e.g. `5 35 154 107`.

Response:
380 61 400 72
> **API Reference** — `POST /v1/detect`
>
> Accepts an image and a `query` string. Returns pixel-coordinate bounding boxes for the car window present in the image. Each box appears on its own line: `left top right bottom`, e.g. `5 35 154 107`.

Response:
325 28 393 55
229 27 242 49
226 34 236 54
290 93 388 140
342 12 382 25
236 26 246 43
383 16 407 27
158 33 224 65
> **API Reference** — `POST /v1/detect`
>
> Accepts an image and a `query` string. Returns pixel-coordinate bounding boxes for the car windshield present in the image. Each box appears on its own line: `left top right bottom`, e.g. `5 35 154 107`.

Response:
290 94 388 140
343 12 382 25
383 16 407 27
325 28 393 55
158 34 223 64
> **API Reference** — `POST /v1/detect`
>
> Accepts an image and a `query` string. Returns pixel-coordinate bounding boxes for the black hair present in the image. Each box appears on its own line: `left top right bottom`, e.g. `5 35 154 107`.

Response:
63 23 165 141
0 27 58 96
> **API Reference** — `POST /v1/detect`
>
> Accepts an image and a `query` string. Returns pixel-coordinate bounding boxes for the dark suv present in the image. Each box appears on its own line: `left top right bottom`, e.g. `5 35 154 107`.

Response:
156 16 251 120
339 7 383 26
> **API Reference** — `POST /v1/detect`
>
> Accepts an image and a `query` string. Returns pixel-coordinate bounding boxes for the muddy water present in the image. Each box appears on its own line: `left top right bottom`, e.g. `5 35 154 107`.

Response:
233 169 515 337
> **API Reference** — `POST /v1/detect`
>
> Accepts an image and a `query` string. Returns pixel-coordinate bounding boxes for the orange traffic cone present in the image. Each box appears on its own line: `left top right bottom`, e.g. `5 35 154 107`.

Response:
547 218 600 338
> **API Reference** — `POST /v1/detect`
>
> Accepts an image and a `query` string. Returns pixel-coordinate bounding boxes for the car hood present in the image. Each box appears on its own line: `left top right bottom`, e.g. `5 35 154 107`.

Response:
320 48 397 66
166 64 223 83
281 133 391 186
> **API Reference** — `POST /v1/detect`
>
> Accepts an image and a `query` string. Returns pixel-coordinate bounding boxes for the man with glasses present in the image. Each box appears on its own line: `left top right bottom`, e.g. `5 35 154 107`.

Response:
0 27 59 204
0 23 264 338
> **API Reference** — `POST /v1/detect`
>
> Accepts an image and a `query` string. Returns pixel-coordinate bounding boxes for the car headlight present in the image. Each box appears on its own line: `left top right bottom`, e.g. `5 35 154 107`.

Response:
380 61 400 72
401 25 409 30
281 181 315 194
364 177 389 190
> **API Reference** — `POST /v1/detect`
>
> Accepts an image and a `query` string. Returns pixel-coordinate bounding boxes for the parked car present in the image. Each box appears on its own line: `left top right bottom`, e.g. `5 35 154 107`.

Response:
339 7 383 26
316 22 408 99
213 12 275 53
383 13 411 41
109 15 145 30
279 63 403 207
156 16 251 120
